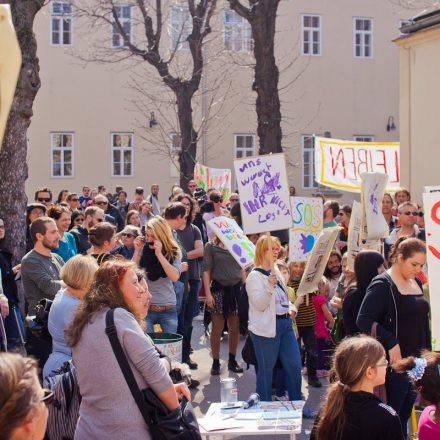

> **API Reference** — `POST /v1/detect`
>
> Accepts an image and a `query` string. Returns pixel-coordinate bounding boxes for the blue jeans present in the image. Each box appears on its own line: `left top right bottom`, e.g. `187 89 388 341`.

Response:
250 318 302 401
174 281 185 316
179 279 200 362
146 307 178 334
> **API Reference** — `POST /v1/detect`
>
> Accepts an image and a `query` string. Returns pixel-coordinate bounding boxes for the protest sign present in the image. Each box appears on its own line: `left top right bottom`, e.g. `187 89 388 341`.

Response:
234 153 292 234
289 197 323 261
422 191 440 351
207 216 255 269
314 137 400 193
360 172 390 241
424 185 440 194
193 163 232 201
296 227 340 296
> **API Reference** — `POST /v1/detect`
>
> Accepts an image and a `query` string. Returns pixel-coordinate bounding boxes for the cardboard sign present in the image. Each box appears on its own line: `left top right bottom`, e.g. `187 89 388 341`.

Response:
360 172 390 240
207 216 255 269
234 153 292 234
422 192 440 351
194 163 232 201
296 227 341 296
314 137 400 193
289 197 323 262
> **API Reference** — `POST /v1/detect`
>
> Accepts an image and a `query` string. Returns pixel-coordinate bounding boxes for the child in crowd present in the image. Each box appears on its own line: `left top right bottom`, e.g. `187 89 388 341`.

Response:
394 351 440 440
313 277 334 377
288 261 321 388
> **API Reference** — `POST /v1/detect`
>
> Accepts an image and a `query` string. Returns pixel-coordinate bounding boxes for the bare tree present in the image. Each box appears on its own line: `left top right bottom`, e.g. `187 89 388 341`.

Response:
0 0 44 262
228 0 282 155
74 0 217 189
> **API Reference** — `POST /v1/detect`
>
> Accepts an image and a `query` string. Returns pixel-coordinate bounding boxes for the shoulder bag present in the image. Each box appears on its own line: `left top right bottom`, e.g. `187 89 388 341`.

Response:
105 309 201 440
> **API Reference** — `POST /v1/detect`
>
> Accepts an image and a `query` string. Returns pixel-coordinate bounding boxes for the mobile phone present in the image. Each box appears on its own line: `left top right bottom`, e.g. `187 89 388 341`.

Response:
141 225 146 237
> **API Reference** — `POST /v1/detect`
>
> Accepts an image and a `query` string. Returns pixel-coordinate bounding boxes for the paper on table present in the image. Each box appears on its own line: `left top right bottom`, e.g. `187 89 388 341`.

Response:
198 417 244 432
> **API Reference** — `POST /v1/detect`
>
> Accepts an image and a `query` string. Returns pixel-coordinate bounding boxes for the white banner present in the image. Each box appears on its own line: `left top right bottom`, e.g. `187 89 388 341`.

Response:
314 137 400 193
296 227 341 296
289 197 323 262
234 153 292 234
207 216 255 269
422 192 440 351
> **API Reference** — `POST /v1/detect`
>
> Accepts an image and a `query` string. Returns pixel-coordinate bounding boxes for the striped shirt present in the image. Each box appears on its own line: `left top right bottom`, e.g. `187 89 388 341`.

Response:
288 278 316 327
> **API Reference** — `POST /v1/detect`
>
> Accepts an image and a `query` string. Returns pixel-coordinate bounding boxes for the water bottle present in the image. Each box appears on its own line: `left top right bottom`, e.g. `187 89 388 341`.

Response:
220 378 238 407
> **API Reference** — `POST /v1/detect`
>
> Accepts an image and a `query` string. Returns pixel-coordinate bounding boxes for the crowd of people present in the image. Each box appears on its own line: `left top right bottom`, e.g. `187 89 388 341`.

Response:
0 182 439 440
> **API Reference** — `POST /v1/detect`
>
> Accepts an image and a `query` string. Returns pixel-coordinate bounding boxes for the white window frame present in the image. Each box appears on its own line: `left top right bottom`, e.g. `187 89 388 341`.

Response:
169 6 192 51
353 135 375 142
169 133 180 178
223 10 253 53
111 5 132 48
50 2 73 47
111 132 134 177
301 134 318 189
301 14 321 56
50 132 74 178
234 134 256 159
353 17 373 59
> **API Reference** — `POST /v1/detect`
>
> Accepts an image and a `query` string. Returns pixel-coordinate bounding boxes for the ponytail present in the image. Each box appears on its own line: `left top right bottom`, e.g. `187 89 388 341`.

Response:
388 236 426 266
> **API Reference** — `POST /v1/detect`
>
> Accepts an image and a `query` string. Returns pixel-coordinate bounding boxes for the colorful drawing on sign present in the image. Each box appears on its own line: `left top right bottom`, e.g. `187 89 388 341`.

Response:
289 197 323 262
314 137 400 193
422 192 440 351
193 163 232 201
207 216 255 269
234 154 292 235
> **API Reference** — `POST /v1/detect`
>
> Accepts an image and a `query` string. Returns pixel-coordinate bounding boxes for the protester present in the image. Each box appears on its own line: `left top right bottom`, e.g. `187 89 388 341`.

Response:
342 250 385 337
25 203 47 254
21 217 64 314
393 188 411 215
203 190 226 240
357 237 430 437
47 205 77 262
94 194 124 232
147 184 160 215
70 206 105 254
66 260 190 439
126 209 141 227
383 193 397 231
394 351 440 439
34 187 53 208
246 235 301 401
138 217 181 333
228 193 239 210
112 225 141 260
169 185 184 201
79 186 92 208
337 205 351 254
310 335 403 440
69 210 84 231
416 204 425 229
139 201 155 225
89 222 117 265
66 193 80 212
187 179 197 196
128 186 145 211
43 255 98 380
323 200 339 228
115 190 129 218
56 189 69 204
0 353 50 440
323 251 342 301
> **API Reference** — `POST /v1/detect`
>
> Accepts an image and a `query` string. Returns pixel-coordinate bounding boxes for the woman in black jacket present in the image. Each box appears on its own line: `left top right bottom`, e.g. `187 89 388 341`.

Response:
343 250 385 336
357 237 430 438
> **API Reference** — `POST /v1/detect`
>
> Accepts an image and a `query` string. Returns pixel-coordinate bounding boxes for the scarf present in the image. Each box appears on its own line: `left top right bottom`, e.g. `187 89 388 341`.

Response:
141 244 172 282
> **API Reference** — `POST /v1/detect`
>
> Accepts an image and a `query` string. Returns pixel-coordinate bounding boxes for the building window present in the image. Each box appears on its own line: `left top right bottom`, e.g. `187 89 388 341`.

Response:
234 134 255 158
302 135 318 189
354 135 374 142
354 18 373 58
301 15 321 56
51 133 74 177
51 2 73 46
169 6 192 51
223 10 253 52
111 133 133 176
169 133 180 178
112 5 132 48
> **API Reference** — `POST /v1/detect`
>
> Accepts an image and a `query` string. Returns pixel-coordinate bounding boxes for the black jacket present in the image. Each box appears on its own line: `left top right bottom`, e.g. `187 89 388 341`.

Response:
310 391 403 440
0 249 18 304
70 225 91 255
106 204 124 232
342 286 364 337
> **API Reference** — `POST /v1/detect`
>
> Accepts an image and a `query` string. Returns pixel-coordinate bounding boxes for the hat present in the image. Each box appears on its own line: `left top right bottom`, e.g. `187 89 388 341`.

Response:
26 203 47 216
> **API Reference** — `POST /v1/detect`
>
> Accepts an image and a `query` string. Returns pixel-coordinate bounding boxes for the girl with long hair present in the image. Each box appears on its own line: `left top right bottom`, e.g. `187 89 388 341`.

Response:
138 217 181 333
89 221 116 265
311 335 403 440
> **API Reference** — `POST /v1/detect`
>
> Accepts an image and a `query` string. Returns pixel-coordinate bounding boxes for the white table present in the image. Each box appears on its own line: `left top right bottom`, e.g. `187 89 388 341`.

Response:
199 401 303 439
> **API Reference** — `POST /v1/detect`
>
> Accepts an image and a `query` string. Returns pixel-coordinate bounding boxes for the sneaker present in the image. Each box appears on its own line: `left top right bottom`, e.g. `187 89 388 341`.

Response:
211 363 221 375
317 369 329 378
188 378 200 389
303 407 317 419
228 360 243 373
307 377 322 388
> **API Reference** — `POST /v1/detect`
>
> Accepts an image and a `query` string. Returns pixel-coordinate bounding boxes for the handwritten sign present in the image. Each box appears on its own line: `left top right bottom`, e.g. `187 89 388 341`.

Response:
314 137 400 193
289 197 323 261
234 153 292 234
360 172 390 240
422 191 440 351
296 227 341 296
207 216 255 269
194 163 232 201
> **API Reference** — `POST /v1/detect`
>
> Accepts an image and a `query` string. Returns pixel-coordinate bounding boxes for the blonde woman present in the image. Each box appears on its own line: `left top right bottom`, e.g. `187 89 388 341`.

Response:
43 255 98 380
138 217 181 333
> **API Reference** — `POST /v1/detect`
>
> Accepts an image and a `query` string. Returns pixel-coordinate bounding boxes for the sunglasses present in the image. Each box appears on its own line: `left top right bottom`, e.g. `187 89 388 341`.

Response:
122 233 135 238
230 198 239 202
71 198 79 202
42 389 54 406
96 201 108 206
402 211 417 216
37 197 51 202
189 184 196 187
96 218 104 222
211 196 223 203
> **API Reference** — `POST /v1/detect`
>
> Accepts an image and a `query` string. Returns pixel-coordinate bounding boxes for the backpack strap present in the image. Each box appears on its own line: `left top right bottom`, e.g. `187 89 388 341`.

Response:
252 267 286 293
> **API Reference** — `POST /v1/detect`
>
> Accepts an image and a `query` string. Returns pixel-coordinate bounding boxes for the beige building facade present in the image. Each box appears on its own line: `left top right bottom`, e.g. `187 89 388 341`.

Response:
27 0 415 206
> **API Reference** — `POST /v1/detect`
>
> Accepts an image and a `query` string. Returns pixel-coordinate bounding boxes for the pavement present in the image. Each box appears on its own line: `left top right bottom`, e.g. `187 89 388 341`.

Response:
187 315 328 440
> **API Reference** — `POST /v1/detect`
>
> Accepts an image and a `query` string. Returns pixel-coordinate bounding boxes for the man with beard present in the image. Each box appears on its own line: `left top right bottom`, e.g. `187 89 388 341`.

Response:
323 251 342 302
21 217 64 314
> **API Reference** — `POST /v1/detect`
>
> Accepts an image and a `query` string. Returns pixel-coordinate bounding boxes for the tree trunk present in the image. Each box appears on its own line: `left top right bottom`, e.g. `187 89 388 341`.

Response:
176 87 198 190
0 0 43 263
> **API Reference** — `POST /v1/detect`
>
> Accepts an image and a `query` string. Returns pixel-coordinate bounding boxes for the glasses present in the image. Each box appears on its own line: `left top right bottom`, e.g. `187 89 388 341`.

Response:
122 233 135 238
417 212 424 217
41 389 54 406
402 211 417 216
230 198 239 202
339 212 345 216
189 184 196 188
375 359 389 368
96 218 104 222
71 198 79 202
37 197 51 202
211 197 223 203
96 201 108 206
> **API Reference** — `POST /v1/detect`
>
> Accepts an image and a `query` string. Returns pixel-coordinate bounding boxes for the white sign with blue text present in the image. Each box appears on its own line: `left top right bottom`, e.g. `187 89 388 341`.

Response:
234 153 292 234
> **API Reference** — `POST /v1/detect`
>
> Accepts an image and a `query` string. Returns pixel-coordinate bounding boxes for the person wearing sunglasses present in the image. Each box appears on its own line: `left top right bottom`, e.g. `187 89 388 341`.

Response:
203 190 226 240
66 193 81 212
68 210 84 231
34 187 53 208
112 225 141 260
0 352 51 440
70 206 105 254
